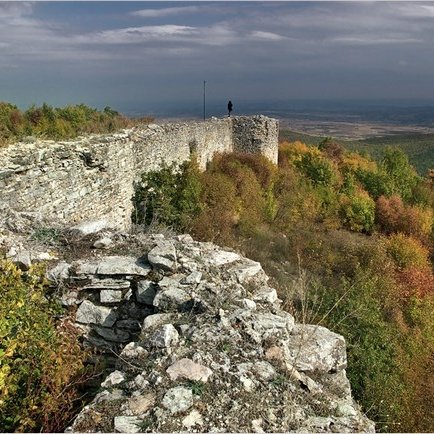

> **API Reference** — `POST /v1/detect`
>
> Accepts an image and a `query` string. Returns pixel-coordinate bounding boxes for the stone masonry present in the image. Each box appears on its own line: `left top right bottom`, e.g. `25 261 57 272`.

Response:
0 116 278 229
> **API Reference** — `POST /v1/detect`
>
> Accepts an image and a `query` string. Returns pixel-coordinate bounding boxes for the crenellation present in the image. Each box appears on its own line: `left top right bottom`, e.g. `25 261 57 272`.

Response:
0 116 278 229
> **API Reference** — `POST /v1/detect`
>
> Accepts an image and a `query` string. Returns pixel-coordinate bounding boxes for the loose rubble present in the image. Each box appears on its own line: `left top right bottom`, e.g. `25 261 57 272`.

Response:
0 213 374 432
38 232 375 433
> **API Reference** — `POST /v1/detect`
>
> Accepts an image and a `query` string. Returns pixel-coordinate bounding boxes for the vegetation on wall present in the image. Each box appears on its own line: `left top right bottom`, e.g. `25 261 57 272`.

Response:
134 139 434 432
0 101 153 145
0 261 94 432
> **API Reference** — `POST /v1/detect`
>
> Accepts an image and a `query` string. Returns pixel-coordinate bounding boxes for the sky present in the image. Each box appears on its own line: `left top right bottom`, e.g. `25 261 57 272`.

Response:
2 1 434 115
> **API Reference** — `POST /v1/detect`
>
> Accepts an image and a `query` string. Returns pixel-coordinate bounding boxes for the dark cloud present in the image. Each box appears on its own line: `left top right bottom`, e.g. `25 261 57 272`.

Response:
2 1 434 112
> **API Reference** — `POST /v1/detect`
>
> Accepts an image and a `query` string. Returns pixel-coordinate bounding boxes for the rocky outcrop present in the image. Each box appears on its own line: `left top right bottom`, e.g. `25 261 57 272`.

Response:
35 232 375 433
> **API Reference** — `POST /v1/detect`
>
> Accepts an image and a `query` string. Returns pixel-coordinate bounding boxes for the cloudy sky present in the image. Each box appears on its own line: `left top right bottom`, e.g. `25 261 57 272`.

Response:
1 1 434 115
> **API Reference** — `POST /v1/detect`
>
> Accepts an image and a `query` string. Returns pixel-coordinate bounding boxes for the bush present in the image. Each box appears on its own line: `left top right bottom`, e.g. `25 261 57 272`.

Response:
381 148 419 202
376 195 433 240
318 137 343 162
191 171 238 244
384 233 430 269
278 140 311 166
339 190 375 233
0 260 90 432
134 158 202 230
376 195 405 234
0 101 148 143
295 151 337 186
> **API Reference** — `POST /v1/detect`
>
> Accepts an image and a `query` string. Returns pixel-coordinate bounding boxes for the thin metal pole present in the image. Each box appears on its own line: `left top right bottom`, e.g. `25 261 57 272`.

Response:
203 80 206 121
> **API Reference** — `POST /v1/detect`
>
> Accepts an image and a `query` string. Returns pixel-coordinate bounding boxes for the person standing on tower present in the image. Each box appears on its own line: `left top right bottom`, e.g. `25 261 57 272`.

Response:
227 100 233 117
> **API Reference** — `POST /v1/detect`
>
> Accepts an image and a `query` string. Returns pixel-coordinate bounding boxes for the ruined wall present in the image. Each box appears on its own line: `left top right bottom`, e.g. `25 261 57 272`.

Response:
233 115 279 163
0 116 278 229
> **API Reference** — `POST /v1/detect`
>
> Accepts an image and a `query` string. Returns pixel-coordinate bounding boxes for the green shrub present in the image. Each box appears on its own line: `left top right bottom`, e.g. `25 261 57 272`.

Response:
381 148 419 202
339 190 375 233
134 158 202 230
384 233 430 269
295 152 337 186
191 171 238 244
0 260 90 432
0 101 148 143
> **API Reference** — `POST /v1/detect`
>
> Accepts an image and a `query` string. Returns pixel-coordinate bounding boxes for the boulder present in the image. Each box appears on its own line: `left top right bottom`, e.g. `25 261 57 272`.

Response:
75 300 117 327
147 241 177 271
148 324 179 348
101 370 126 388
136 280 156 305
284 324 347 374
161 386 193 414
166 358 213 382
153 287 192 312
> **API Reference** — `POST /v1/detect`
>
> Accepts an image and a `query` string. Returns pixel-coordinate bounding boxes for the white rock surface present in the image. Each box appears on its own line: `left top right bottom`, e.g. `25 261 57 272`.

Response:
166 358 213 382
114 416 142 433
101 370 126 388
162 386 193 414
75 300 117 326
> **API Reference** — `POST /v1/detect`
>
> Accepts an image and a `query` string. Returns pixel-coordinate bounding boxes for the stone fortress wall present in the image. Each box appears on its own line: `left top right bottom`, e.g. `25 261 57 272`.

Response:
0 116 278 229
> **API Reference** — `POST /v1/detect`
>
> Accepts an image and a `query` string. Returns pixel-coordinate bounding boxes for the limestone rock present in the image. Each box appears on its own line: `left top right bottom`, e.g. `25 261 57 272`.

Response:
93 237 113 249
242 298 257 310
136 280 156 305
253 311 295 337
252 286 278 304
13 250 31 270
100 289 123 304
120 342 148 360
61 289 79 306
181 270 202 285
182 410 203 428
114 416 142 433
203 249 240 266
285 324 347 373
97 256 150 276
94 326 130 343
230 259 264 283
142 313 174 330
127 393 155 416
72 259 100 276
149 324 179 348
75 300 117 327
101 370 125 388
166 358 213 382
83 278 131 290
161 386 193 414
47 261 71 282
148 241 177 271
153 287 192 312
62 233 374 433
117 319 141 332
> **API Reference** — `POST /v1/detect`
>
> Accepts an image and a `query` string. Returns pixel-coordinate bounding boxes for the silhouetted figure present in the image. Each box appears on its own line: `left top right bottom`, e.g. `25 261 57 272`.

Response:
227 100 233 117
